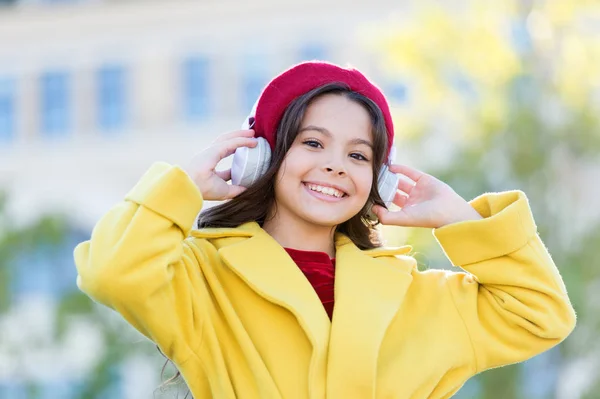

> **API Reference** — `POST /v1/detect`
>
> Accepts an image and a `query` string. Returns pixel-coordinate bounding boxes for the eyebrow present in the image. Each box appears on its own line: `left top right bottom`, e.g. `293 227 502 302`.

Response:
298 125 374 149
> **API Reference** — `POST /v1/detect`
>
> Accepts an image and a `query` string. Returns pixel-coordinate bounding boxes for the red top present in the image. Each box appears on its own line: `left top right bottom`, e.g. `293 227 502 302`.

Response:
284 247 336 320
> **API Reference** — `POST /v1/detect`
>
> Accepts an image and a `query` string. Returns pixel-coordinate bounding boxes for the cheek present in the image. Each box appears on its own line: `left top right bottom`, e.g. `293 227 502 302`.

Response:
278 150 307 179
354 168 374 197
274 162 290 196
274 154 302 193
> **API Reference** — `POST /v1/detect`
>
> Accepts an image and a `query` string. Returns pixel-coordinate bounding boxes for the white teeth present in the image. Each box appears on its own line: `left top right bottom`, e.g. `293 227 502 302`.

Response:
306 184 344 198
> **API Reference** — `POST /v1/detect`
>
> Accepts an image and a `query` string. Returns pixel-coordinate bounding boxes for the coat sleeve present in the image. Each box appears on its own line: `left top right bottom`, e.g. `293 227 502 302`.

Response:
74 162 206 363
433 191 576 373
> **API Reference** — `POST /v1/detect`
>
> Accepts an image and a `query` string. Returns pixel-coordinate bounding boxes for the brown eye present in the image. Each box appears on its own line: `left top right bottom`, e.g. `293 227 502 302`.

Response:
303 140 322 148
350 153 369 161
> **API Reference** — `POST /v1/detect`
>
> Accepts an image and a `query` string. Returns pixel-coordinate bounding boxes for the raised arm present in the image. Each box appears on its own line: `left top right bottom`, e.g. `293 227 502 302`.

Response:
74 129 259 362
434 191 576 372
74 163 206 363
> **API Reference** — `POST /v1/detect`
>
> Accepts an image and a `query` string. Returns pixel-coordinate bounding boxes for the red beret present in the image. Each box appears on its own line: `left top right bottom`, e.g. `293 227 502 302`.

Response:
251 61 394 158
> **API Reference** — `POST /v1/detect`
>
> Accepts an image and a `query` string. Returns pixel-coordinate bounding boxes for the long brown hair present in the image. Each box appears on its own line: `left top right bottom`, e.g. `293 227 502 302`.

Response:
198 82 390 249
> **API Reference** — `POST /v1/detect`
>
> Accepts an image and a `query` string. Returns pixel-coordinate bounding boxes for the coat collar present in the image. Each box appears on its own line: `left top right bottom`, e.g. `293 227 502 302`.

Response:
191 221 413 257
191 222 415 395
193 222 334 349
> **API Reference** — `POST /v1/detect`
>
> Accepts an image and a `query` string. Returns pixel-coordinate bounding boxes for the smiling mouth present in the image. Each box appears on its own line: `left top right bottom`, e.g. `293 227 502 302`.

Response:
302 182 348 198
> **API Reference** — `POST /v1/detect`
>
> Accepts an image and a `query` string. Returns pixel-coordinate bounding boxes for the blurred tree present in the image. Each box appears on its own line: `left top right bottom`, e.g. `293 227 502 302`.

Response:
0 192 70 312
369 0 600 398
0 193 172 398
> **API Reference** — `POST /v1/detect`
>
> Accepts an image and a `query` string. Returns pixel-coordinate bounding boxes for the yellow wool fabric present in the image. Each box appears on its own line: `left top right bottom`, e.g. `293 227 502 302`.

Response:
74 162 576 399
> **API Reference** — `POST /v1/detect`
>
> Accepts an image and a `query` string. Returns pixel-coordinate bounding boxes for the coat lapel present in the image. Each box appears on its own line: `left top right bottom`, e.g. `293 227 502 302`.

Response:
327 234 414 398
214 223 331 354
193 223 415 398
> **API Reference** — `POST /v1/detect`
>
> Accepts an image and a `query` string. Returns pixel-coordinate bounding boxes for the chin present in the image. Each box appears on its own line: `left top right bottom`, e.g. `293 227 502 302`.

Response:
301 209 355 227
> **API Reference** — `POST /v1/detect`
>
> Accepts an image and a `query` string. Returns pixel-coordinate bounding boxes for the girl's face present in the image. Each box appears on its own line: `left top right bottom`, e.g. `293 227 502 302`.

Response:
273 94 374 228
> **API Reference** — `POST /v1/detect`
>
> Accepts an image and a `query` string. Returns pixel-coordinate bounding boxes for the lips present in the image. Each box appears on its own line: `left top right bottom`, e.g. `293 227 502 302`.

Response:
302 182 349 202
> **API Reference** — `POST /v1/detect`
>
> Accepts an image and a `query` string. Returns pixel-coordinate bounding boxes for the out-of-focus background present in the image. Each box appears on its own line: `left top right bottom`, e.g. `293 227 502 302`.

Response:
0 0 598 398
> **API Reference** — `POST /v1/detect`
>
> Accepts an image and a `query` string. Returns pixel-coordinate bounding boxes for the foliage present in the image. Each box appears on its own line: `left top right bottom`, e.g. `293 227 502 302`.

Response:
371 1 600 397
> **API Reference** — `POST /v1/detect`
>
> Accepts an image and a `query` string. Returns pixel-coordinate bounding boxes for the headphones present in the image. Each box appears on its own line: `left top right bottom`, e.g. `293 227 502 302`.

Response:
231 111 400 221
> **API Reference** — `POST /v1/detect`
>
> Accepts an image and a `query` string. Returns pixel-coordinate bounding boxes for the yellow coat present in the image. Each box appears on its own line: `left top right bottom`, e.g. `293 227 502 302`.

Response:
74 163 576 399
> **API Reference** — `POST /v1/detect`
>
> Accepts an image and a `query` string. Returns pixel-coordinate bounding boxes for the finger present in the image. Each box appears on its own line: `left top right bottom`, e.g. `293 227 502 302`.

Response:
215 168 231 181
372 205 420 227
389 164 426 182
224 184 247 199
392 191 409 208
217 137 259 160
213 129 255 143
371 204 386 219
194 137 259 175
397 177 415 195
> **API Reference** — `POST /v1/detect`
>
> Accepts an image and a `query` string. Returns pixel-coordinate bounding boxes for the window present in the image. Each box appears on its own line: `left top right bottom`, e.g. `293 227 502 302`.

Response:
298 43 329 62
0 77 15 143
511 18 532 54
387 81 409 104
241 53 269 113
97 65 127 131
0 383 26 399
182 56 210 121
520 349 560 398
11 229 84 300
40 71 71 136
40 0 84 3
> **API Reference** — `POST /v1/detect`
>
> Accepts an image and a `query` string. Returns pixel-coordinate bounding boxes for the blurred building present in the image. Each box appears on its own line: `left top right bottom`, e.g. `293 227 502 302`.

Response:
0 0 405 230
0 0 404 398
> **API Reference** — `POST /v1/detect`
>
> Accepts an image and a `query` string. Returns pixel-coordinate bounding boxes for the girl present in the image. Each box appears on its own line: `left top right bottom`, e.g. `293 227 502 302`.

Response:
74 61 576 398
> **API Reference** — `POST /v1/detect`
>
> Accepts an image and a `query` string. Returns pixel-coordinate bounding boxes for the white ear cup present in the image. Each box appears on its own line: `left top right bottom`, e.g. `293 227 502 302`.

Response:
377 164 400 206
231 137 272 187
365 164 400 221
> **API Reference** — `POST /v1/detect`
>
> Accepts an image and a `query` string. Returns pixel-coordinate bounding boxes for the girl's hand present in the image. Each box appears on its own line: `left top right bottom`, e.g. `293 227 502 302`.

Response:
371 164 483 228
184 130 258 201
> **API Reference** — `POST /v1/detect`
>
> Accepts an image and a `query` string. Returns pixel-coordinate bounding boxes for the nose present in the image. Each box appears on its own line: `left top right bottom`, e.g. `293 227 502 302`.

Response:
323 159 347 176
324 167 346 176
